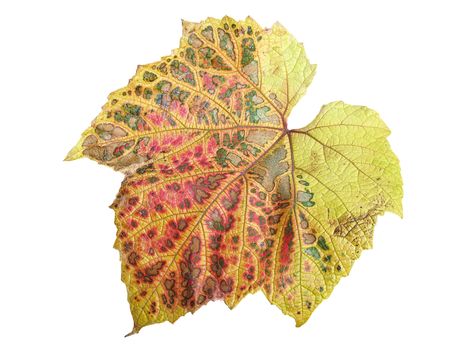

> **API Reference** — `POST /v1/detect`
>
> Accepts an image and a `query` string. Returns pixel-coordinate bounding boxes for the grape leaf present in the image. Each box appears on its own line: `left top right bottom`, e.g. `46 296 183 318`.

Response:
66 16 403 334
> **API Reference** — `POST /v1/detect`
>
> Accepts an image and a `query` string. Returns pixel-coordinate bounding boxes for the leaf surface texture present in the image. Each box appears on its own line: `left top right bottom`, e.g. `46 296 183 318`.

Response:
67 16 403 333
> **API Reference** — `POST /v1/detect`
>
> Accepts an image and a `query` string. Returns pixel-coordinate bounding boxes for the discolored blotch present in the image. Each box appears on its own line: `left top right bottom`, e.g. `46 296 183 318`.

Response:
96 123 114 132
317 236 329 251
241 37 255 66
242 60 258 84
201 25 214 42
188 33 204 48
304 246 320 260
217 28 236 60
170 60 196 86
297 190 315 207
226 152 242 166
276 175 291 201
251 146 290 200
143 71 157 82
279 218 294 265
96 123 129 140
206 209 234 232
246 129 277 147
194 174 226 204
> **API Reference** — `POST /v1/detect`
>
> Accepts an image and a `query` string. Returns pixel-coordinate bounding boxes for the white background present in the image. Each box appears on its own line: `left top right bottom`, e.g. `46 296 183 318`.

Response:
1 0 466 349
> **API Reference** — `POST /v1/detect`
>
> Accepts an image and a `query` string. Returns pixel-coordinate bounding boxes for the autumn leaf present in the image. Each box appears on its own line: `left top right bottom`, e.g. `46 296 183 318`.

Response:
66 16 403 334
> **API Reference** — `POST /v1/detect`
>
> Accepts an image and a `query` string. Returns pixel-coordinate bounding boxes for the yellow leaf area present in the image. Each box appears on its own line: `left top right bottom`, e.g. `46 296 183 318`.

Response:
66 16 402 334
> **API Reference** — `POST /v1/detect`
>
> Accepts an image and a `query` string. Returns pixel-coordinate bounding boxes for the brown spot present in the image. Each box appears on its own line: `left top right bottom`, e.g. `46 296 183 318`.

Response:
128 251 138 266
210 254 225 277
299 211 309 229
182 287 194 299
189 236 201 254
220 278 233 293
209 234 222 250
188 33 203 48
303 232 316 244
149 301 157 314
267 214 282 225
206 174 226 189
145 261 165 276
202 276 217 298
96 123 114 132
195 188 209 203
123 241 133 252
178 219 188 231
222 188 240 211
164 278 175 290
147 228 156 238
112 126 128 138
192 267 201 278
128 197 139 206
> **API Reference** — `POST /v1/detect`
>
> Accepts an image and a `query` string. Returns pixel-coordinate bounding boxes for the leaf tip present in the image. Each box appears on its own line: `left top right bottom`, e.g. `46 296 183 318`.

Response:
394 204 404 219
124 324 141 337
221 15 235 23
224 299 239 311
271 21 287 34
64 145 83 161
294 315 309 327
181 19 198 35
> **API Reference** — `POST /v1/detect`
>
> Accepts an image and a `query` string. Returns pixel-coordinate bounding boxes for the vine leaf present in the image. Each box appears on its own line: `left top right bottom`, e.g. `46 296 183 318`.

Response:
66 16 403 334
